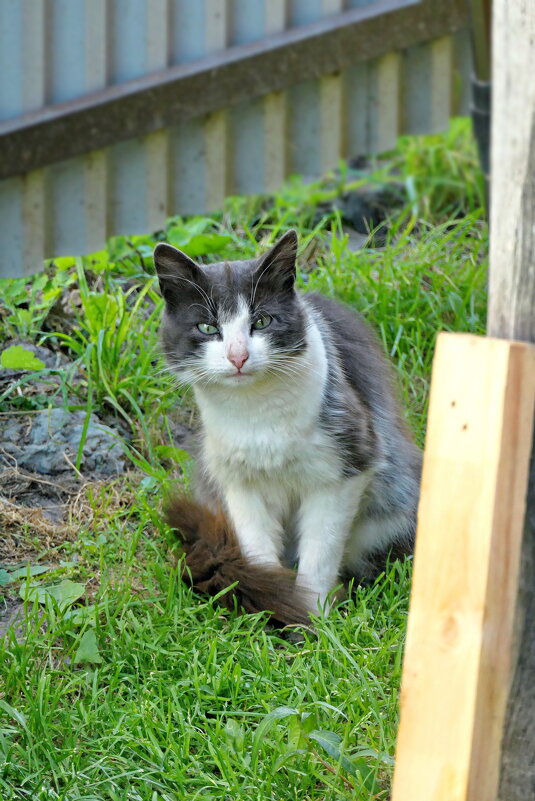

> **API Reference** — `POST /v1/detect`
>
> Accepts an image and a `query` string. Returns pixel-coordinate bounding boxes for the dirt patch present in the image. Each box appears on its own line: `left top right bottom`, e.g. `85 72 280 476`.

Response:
0 597 25 640
0 464 141 574
0 473 81 588
0 464 82 523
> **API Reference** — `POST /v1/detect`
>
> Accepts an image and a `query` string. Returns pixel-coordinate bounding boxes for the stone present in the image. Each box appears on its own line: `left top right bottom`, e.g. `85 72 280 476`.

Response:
0 408 127 479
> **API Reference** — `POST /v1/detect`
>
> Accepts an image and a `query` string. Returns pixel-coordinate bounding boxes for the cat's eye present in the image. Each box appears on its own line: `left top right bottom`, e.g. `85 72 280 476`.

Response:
197 322 219 335
252 314 272 331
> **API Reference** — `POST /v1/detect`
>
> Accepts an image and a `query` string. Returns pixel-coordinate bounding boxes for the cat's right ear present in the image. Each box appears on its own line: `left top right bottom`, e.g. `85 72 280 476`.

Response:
254 229 298 295
154 243 200 308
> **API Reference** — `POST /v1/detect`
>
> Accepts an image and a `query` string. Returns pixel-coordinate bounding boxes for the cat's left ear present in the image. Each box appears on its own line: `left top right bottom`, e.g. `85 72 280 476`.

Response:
153 242 202 309
255 229 298 293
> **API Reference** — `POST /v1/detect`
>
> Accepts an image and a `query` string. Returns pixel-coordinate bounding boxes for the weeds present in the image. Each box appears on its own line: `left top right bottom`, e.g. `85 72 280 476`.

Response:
0 119 487 800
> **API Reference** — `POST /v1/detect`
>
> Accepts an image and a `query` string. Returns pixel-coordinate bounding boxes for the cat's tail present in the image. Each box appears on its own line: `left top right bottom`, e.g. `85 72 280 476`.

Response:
164 494 312 627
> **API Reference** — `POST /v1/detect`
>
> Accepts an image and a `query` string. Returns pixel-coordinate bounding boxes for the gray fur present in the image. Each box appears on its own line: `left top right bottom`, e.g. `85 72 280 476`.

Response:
304 292 422 575
155 231 421 587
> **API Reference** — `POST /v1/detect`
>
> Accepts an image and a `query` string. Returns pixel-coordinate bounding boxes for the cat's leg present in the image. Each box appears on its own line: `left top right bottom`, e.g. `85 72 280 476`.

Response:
343 514 414 582
343 463 420 582
296 473 370 613
224 484 284 566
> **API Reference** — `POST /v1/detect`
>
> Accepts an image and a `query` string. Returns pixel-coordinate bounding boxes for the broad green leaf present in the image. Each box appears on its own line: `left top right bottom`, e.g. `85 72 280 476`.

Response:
300 711 318 735
353 747 395 766
1 345 45 371
274 748 308 772
286 715 305 751
154 445 191 463
0 700 28 729
0 569 12 587
313 701 347 719
6 564 53 582
224 718 244 753
308 729 342 753
19 579 85 609
166 229 232 257
49 256 75 270
307 729 380 794
73 629 102 664
63 605 98 626
251 706 299 769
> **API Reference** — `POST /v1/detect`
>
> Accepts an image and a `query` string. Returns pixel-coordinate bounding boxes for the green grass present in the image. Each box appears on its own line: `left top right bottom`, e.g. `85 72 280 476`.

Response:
0 118 488 800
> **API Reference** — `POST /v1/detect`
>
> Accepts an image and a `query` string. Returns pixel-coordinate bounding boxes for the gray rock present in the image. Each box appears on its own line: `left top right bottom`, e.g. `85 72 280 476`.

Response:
0 408 127 478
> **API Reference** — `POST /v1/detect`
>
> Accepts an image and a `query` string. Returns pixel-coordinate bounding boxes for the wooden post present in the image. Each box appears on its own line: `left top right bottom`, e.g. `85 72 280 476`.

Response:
488 1 535 797
390 335 535 801
466 0 492 81
391 1 535 798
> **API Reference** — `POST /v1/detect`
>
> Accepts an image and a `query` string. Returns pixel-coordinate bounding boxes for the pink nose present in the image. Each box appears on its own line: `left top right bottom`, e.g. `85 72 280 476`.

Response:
228 351 249 370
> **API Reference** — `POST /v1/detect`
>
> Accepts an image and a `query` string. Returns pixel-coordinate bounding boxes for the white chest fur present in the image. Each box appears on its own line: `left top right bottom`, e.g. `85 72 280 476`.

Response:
194 320 340 491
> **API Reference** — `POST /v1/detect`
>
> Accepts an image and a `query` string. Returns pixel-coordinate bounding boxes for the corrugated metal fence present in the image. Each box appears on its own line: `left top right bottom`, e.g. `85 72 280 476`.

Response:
0 0 472 278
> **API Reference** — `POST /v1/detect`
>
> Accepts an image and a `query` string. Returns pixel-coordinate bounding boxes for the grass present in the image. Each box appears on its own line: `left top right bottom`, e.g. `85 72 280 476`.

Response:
0 118 488 800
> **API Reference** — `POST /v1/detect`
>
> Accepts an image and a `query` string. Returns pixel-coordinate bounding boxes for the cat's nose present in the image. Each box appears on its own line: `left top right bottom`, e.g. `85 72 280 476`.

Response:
228 350 249 370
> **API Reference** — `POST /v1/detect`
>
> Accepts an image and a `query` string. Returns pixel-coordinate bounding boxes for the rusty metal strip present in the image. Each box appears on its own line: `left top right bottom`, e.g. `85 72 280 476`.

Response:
0 0 468 180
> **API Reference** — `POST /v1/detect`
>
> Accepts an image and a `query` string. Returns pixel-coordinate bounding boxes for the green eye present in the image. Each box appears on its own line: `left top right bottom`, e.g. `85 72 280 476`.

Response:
197 323 219 335
252 313 272 331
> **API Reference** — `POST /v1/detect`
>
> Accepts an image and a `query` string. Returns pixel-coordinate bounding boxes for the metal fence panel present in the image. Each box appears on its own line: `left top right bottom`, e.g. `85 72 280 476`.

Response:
0 0 472 277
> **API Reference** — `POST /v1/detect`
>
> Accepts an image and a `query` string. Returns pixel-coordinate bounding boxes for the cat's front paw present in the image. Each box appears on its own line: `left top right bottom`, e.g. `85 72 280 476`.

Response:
296 581 331 617
297 579 346 618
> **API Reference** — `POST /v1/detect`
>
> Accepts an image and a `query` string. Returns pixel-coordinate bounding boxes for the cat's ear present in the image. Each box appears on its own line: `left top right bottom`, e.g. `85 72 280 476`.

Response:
154 243 201 308
255 229 298 294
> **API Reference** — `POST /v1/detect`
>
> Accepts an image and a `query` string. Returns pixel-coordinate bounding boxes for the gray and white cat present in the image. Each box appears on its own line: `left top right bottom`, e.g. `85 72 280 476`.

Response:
155 230 421 616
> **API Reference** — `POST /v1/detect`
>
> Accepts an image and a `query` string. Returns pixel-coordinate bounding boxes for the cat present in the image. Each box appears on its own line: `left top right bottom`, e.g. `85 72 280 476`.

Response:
155 230 421 621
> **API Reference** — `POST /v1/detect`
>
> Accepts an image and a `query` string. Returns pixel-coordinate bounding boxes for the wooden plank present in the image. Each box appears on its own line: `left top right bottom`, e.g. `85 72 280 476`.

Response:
487 1 535 797
0 0 469 179
227 2 266 197
451 28 472 116
345 61 370 156
488 5 535 345
21 0 46 272
265 0 287 34
204 110 229 210
83 0 108 252
171 119 206 215
84 149 108 252
391 332 535 801
429 36 452 132
144 129 170 231
322 0 346 13
320 72 345 171
203 0 229 210
263 0 287 193
369 51 400 153
287 79 321 177
45 0 99 258
319 0 346 171
264 91 287 193
465 0 492 81
144 0 170 231
401 41 432 135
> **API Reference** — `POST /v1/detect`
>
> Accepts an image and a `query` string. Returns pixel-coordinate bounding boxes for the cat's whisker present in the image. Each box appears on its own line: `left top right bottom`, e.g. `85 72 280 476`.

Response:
267 359 326 382
187 301 216 318
158 272 216 315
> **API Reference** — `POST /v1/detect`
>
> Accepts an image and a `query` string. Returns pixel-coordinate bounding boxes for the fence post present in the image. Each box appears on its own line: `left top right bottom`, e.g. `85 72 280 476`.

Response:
391 0 535 798
487 0 535 796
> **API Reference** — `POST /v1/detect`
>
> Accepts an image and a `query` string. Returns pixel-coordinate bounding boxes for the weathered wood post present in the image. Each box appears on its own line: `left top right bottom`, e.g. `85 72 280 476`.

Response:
390 1 535 799
488 1 535 797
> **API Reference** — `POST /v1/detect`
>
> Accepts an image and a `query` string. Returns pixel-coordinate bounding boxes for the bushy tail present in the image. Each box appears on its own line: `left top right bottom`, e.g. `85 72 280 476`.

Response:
165 495 312 626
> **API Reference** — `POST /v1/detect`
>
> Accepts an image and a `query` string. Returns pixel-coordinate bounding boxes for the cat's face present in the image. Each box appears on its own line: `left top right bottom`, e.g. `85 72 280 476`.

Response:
154 230 307 388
